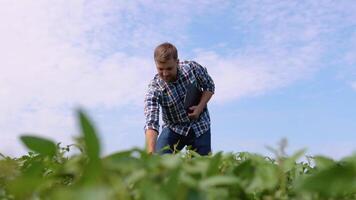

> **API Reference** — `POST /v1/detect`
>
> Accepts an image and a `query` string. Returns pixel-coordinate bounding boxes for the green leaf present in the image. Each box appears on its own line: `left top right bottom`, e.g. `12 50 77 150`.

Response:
7 161 43 199
234 158 279 192
282 149 306 172
140 180 169 200
78 109 100 161
183 160 209 175
77 109 102 184
180 173 198 188
199 175 240 189
162 167 182 197
313 155 335 170
103 150 133 161
160 154 181 169
296 162 356 196
233 160 255 183
51 186 111 200
0 159 19 178
250 162 279 191
125 169 147 185
20 135 57 157
340 154 356 164
206 152 222 176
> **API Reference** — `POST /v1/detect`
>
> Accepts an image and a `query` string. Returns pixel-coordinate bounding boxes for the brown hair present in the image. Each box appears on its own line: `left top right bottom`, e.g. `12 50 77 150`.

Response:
154 42 178 63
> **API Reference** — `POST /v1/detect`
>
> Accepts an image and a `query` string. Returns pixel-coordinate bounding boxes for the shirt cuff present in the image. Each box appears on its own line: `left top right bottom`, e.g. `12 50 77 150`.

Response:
202 86 215 93
144 123 159 133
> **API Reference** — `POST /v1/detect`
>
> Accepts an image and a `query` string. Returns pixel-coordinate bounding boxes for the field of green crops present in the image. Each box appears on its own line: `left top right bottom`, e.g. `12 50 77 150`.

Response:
0 110 355 200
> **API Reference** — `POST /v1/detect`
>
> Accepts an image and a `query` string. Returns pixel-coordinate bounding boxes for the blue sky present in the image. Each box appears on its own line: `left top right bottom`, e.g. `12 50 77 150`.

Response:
0 0 355 159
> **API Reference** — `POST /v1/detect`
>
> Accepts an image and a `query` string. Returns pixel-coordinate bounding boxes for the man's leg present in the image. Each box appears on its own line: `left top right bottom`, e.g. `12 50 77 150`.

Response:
188 129 211 156
155 127 185 155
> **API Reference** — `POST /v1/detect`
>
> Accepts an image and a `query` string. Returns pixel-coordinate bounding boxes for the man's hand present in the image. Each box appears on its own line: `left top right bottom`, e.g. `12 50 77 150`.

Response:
188 105 204 120
188 91 213 120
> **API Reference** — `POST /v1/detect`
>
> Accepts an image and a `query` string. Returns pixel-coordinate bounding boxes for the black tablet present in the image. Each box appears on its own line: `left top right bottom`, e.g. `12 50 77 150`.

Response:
184 83 202 113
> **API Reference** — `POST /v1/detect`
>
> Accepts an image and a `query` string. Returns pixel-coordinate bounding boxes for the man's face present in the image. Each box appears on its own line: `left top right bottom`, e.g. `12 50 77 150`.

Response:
156 58 178 82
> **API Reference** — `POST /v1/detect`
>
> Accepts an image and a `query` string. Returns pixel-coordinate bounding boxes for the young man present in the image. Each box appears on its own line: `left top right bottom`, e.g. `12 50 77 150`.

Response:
144 42 215 155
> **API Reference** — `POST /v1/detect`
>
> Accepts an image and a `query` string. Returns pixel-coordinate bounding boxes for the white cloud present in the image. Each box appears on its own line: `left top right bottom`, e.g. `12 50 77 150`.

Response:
0 0 230 156
232 0 356 89
351 82 356 91
0 1 150 156
190 0 356 104
343 31 356 80
195 41 322 103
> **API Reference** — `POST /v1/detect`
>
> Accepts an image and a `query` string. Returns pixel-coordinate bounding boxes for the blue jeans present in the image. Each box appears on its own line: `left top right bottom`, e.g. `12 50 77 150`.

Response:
155 127 211 155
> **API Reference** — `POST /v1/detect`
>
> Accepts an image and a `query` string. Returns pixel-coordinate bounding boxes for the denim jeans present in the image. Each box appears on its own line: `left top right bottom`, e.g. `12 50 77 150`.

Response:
155 127 211 155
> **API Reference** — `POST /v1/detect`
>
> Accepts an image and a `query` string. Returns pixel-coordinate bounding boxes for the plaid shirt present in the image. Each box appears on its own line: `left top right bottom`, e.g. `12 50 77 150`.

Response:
144 60 215 137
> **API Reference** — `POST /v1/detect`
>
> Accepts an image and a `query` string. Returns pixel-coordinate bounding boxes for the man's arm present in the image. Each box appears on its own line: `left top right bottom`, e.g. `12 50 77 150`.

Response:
145 129 158 154
198 91 214 108
191 61 215 94
188 61 215 120
144 81 160 154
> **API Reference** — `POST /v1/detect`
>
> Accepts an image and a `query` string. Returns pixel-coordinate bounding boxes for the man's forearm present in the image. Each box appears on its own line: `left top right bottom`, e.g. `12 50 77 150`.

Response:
145 129 158 154
198 91 214 109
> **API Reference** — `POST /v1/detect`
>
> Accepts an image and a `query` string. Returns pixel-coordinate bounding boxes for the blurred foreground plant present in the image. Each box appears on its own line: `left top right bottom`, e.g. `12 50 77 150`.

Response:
0 109 355 200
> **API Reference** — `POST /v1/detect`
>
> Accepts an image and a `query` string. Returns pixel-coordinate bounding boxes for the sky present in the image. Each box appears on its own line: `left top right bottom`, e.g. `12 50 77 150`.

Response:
1 0 355 159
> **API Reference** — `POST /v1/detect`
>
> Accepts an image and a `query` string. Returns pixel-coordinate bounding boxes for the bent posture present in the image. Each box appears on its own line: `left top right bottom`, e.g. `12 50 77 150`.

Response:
144 42 215 155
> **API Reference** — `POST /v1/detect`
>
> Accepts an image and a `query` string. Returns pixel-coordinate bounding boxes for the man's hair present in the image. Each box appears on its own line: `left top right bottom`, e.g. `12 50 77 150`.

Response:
154 42 178 63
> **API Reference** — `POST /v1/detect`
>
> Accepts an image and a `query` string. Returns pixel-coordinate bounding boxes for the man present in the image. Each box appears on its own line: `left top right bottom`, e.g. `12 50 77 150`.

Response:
144 42 215 155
